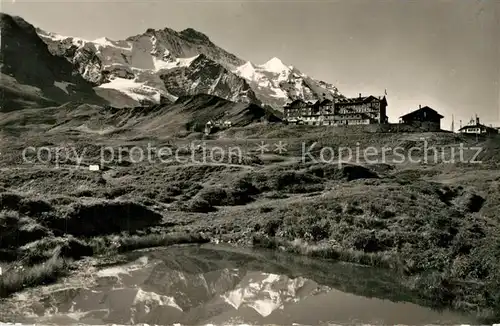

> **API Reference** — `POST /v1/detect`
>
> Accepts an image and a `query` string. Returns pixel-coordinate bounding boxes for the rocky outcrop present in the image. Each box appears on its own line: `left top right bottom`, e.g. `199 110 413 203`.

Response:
160 54 259 104
132 27 245 69
0 13 107 111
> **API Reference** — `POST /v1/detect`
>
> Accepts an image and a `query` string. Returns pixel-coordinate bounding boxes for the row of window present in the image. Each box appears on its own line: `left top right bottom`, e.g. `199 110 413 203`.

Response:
290 113 378 120
286 108 380 116
338 107 378 114
302 119 371 126
461 128 484 133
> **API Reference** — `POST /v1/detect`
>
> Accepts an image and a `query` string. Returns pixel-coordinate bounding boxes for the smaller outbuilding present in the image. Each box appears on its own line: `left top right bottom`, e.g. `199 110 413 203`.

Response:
459 117 498 135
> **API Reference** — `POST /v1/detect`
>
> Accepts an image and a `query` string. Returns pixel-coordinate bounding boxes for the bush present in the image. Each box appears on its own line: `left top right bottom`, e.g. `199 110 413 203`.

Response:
0 192 22 211
307 164 378 181
43 200 163 237
259 206 274 213
196 185 256 206
103 186 135 199
0 211 49 249
59 238 94 259
18 198 54 216
182 198 217 213
243 170 324 194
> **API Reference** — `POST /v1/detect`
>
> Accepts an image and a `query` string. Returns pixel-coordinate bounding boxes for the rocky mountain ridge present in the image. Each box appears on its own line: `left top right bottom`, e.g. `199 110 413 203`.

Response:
0 13 107 111
35 21 342 109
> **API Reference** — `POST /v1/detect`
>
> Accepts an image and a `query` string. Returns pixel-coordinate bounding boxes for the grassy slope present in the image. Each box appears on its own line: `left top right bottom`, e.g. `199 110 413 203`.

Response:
0 122 499 322
0 95 280 139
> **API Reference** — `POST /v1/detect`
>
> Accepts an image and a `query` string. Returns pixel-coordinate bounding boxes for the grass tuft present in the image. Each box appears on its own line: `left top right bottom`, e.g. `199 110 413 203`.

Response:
116 232 210 252
0 252 70 298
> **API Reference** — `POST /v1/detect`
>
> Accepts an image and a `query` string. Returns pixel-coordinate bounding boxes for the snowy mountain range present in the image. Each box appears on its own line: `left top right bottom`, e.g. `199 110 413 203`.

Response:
0 13 342 111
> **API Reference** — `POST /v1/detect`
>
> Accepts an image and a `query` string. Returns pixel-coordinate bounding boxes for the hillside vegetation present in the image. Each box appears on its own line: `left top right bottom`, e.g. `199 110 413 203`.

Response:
0 94 279 138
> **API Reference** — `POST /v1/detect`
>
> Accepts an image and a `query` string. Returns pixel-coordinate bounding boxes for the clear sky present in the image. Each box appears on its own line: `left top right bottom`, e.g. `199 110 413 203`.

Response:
2 0 499 129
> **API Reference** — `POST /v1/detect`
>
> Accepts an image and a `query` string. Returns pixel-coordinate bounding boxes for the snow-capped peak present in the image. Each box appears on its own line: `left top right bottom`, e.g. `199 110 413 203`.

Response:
259 57 289 74
235 61 257 80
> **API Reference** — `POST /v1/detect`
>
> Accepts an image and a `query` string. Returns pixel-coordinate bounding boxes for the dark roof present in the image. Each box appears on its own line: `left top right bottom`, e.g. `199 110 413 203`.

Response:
458 123 497 131
335 95 386 105
285 99 308 109
399 106 444 119
289 99 305 105
319 99 333 106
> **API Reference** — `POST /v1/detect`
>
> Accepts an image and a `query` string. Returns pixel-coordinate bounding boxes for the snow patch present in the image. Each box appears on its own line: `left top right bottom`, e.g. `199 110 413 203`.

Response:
92 37 132 51
271 87 288 99
53 81 74 94
222 288 244 309
235 61 258 80
190 78 201 90
220 272 324 318
247 299 281 317
259 57 289 74
133 288 183 311
37 29 87 43
98 77 161 103
222 273 286 317
152 55 199 72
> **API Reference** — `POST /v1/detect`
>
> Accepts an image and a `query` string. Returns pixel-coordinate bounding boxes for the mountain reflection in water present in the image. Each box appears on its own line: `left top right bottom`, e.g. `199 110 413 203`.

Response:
1 244 477 325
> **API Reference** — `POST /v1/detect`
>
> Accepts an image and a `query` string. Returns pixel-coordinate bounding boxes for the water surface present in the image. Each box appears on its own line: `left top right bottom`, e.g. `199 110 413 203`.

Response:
0 244 477 325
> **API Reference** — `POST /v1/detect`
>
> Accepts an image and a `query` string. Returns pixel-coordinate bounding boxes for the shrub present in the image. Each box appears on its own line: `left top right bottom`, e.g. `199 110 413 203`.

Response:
307 164 378 181
259 206 274 213
43 200 163 237
197 185 256 206
59 238 94 259
341 165 379 181
263 218 282 236
0 192 22 211
243 170 324 194
0 211 49 249
104 186 135 199
18 198 54 216
182 198 217 213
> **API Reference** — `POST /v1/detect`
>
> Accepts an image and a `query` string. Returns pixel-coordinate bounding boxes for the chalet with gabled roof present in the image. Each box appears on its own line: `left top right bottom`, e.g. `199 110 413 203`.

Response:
399 105 444 131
